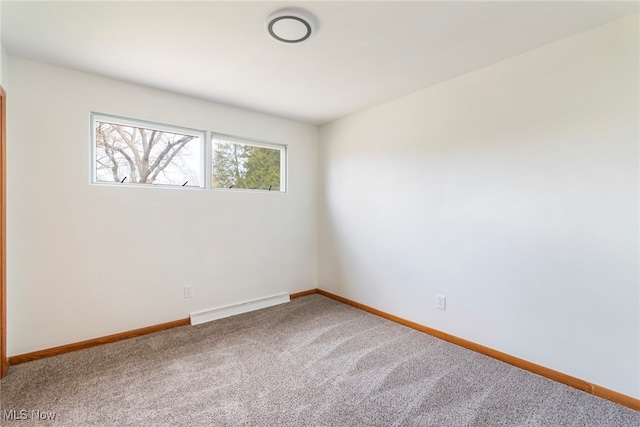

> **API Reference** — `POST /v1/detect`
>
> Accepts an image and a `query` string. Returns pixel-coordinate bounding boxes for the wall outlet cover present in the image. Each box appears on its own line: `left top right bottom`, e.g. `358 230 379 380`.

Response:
184 285 194 299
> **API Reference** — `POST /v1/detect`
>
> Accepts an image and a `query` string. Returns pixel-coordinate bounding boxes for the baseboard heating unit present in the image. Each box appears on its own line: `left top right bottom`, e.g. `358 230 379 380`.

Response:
190 292 290 325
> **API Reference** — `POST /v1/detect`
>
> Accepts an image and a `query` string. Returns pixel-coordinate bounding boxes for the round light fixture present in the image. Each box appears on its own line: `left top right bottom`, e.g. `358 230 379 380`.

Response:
266 8 316 44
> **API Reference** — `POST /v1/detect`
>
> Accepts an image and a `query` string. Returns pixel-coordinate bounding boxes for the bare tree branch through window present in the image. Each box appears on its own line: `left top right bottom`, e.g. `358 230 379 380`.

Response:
94 120 202 187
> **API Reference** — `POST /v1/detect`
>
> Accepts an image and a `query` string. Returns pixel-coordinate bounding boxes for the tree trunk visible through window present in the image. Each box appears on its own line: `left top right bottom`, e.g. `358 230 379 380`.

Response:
212 141 281 191
95 121 201 187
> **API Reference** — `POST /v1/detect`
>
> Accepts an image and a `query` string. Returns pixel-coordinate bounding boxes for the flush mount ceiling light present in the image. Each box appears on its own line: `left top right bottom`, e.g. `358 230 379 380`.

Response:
266 8 316 44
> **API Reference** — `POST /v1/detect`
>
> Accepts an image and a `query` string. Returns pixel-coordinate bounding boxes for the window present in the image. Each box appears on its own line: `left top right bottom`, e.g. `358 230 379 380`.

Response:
92 114 205 188
212 134 286 192
91 114 287 192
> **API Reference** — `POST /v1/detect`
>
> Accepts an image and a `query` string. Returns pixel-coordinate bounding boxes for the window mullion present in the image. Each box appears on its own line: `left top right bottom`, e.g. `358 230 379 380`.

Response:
204 131 212 189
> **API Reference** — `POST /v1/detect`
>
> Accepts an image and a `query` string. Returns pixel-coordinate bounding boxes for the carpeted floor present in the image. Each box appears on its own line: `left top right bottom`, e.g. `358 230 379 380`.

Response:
1 294 639 426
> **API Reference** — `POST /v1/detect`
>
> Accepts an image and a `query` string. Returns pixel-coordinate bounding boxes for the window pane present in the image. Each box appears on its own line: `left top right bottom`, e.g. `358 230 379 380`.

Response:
94 119 203 187
212 138 284 191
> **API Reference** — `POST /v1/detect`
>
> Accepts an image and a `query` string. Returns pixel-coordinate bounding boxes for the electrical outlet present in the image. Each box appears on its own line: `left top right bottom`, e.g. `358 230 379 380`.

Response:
184 285 193 299
436 295 446 310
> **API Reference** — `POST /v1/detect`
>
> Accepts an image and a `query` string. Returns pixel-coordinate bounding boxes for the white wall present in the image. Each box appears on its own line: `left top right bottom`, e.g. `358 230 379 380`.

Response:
7 57 318 355
0 0 6 87
0 46 7 88
319 15 639 398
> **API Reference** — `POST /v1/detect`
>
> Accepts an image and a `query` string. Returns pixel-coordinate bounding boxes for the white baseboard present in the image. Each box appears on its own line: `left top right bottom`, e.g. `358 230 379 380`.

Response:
190 292 290 326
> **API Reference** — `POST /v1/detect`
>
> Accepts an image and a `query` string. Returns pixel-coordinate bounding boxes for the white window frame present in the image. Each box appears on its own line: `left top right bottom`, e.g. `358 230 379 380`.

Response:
90 113 288 193
91 113 206 189
211 132 287 193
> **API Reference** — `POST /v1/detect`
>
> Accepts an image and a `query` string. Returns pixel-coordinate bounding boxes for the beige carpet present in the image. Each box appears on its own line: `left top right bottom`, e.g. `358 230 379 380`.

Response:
1 294 638 426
